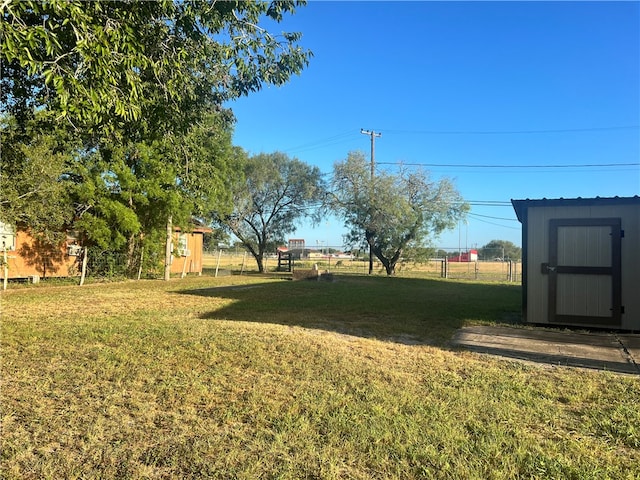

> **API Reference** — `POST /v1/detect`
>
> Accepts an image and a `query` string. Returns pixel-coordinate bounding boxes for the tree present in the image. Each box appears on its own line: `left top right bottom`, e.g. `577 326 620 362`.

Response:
0 114 76 244
216 152 326 273
2 1 312 277
479 240 521 261
2 0 312 136
331 151 468 276
66 114 236 277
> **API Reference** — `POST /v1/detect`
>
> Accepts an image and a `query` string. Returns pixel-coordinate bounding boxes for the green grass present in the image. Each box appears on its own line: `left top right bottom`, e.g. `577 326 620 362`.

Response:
2 274 638 479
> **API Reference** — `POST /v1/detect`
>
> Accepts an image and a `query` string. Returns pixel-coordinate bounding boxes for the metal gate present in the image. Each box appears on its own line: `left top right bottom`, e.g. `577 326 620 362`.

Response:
543 218 622 327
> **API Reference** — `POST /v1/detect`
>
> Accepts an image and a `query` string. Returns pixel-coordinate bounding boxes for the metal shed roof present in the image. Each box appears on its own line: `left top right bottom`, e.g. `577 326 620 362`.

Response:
511 196 640 223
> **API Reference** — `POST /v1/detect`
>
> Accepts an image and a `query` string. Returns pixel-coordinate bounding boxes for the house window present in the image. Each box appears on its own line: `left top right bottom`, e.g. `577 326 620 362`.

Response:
177 234 190 257
0 222 16 251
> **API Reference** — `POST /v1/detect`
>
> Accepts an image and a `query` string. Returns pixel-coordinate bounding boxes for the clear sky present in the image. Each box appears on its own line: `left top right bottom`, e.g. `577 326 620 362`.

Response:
227 1 640 251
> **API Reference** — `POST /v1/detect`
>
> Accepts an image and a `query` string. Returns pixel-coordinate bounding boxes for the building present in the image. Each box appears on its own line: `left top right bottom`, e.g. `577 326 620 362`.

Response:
0 222 210 280
288 238 305 259
169 227 211 276
448 249 478 263
0 222 81 280
512 196 640 331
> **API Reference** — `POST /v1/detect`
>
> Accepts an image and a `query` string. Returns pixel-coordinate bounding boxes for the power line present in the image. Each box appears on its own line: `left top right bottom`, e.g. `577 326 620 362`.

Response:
468 212 519 222
467 215 521 230
459 200 513 206
378 161 640 169
382 125 639 135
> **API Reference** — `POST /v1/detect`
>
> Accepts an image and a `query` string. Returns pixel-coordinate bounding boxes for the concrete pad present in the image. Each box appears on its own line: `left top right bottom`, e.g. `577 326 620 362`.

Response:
452 326 640 374
618 334 640 367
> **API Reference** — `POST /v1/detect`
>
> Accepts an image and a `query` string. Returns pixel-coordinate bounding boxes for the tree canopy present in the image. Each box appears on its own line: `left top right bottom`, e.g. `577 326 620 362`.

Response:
1 1 312 278
478 240 521 261
2 0 312 136
215 151 326 272
331 151 468 276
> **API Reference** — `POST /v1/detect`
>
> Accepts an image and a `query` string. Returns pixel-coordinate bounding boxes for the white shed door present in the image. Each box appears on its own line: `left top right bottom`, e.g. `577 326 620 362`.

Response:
545 218 622 327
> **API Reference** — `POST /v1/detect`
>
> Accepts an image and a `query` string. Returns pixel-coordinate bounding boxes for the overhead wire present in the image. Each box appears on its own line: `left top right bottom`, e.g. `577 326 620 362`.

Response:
377 161 640 169
380 125 639 135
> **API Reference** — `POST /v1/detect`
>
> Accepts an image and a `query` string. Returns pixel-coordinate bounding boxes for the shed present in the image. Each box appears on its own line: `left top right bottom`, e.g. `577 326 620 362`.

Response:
511 196 640 331
169 226 210 276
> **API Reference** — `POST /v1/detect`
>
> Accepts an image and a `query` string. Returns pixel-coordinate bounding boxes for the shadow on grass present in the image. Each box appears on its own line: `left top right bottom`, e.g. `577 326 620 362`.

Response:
178 275 522 346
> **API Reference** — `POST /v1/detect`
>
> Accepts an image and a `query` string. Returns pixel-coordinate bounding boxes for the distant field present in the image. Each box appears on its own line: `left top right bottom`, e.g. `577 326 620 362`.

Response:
2 273 638 479
203 252 521 282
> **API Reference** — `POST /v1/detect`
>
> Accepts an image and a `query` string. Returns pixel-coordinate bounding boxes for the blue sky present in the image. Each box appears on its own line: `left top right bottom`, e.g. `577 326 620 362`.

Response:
227 1 640 251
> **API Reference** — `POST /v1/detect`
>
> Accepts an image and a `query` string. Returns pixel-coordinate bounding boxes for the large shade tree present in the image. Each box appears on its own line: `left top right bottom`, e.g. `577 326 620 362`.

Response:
66 114 237 277
2 0 312 136
2 0 312 277
216 152 326 273
331 151 468 276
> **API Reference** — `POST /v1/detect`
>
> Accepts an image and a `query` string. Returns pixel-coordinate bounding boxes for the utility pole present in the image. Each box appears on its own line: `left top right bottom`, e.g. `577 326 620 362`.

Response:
361 128 381 275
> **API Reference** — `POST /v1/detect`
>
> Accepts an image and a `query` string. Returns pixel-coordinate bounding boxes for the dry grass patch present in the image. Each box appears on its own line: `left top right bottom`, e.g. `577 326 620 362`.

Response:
2 275 639 479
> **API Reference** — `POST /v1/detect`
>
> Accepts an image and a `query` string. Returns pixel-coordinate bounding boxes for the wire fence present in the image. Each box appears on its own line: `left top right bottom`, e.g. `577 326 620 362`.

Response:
202 251 521 283
2 248 521 286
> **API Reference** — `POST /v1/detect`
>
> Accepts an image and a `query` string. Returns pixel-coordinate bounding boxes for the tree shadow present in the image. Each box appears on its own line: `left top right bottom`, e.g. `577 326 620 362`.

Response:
17 237 71 278
177 275 523 346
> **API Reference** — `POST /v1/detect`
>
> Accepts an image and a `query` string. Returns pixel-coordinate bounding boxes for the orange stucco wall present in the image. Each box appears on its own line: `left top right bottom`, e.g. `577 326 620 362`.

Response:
169 231 206 275
1 230 81 279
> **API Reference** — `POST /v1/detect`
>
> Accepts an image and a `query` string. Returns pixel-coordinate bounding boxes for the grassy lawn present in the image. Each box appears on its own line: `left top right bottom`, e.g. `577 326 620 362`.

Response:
1 274 638 479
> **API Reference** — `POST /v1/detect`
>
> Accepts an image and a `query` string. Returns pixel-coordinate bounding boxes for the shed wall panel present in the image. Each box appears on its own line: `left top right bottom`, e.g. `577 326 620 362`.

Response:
525 207 553 324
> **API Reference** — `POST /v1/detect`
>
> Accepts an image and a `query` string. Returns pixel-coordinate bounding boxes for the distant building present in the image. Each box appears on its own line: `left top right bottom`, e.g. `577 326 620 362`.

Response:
448 249 478 263
288 238 305 259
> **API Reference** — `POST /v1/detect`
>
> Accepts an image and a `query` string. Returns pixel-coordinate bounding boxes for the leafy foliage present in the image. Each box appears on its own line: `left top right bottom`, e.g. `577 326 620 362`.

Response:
68 117 236 272
1 1 312 275
0 115 75 243
331 151 468 275
479 239 522 261
216 152 326 272
2 0 312 136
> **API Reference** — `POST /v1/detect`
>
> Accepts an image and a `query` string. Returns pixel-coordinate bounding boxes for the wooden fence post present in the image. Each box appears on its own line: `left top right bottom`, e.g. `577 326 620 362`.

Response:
137 247 144 281
215 249 222 277
79 247 88 286
3 247 8 291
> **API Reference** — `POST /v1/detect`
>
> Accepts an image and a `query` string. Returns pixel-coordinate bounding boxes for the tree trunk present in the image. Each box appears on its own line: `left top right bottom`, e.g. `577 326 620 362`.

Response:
366 230 374 275
256 252 265 273
371 245 402 276
164 215 172 281
126 234 137 274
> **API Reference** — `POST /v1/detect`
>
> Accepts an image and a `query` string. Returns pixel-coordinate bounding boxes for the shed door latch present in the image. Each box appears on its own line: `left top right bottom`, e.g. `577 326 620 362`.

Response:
541 263 556 274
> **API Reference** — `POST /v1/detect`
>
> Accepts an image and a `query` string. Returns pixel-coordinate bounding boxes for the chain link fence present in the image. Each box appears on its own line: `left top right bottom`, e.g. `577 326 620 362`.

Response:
202 251 521 283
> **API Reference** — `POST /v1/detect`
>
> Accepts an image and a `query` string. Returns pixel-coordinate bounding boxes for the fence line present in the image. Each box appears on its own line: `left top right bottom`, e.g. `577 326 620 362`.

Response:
203 252 521 282
1 249 521 285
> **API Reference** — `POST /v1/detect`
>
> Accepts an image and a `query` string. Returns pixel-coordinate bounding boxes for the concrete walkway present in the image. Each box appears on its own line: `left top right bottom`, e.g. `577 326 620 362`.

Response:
452 325 640 375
